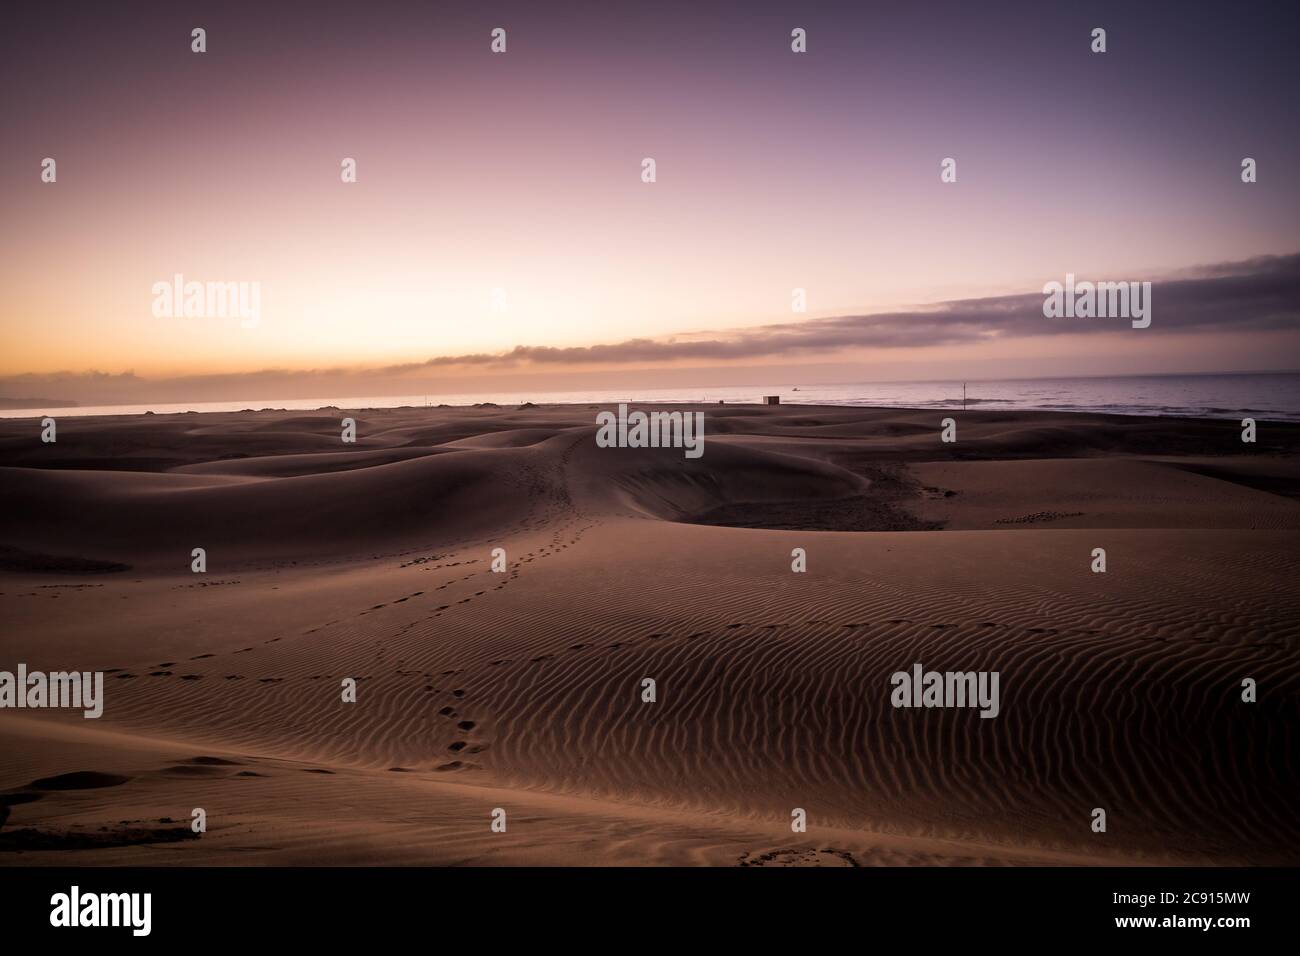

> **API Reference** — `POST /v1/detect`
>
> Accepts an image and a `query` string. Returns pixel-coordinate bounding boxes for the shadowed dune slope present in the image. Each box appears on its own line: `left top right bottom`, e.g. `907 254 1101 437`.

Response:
0 448 538 569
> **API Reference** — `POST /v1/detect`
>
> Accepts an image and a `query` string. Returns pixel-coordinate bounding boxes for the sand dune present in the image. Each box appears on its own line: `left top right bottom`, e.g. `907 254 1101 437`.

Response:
1 404 1297 865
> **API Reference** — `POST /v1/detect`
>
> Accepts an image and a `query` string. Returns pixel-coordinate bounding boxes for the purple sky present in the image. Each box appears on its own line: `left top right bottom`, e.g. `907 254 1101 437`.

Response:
2 0 1297 404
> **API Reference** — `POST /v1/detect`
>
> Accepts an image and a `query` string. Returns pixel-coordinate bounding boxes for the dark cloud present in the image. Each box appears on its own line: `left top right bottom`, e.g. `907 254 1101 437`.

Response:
386 252 1300 368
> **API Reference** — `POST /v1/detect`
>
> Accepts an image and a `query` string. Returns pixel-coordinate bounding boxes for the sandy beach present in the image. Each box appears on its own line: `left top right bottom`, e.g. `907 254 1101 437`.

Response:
1 402 1297 866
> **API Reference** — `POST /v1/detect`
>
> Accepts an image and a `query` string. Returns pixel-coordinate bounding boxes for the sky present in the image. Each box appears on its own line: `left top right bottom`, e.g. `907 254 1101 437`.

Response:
1 0 1297 405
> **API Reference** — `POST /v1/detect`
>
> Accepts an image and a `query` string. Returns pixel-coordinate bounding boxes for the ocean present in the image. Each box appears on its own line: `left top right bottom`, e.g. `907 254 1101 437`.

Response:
4 372 1299 421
